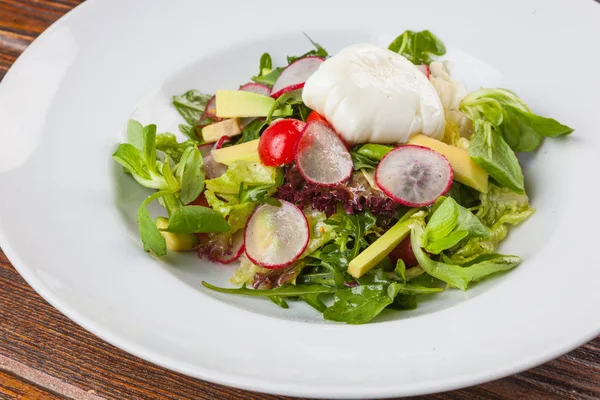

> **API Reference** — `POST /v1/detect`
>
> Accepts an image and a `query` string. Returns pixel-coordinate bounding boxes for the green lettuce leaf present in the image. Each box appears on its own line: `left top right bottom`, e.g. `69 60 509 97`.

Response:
156 133 197 163
460 88 573 152
447 184 534 263
388 30 446 65
205 161 280 194
287 33 329 64
412 223 521 291
469 120 525 194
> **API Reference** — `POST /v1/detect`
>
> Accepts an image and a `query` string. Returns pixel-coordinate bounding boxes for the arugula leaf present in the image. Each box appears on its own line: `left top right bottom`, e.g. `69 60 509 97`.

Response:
270 296 289 309
251 67 284 87
388 30 446 65
266 90 300 123
350 149 379 170
176 147 205 205
137 190 174 256
325 210 377 259
287 33 329 64
469 120 525 194
127 119 144 149
323 283 400 324
350 144 393 170
388 294 417 310
165 205 230 234
411 223 521 291
258 52 272 75
202 282 336 297
460 88 574 152
172 89 212 126
301 293 327 312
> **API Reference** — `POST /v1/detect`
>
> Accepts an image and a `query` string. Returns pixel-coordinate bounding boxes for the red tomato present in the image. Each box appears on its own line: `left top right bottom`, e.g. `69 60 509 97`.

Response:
258 119 306 166
189 192 210 207
388 236 418 267
307 111 328 124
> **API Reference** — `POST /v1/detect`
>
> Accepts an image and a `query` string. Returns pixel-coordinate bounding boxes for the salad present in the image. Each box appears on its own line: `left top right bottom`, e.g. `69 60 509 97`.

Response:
113 30 573 324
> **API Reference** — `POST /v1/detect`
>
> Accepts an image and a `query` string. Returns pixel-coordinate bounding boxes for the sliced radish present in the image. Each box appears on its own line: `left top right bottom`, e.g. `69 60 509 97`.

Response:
214 230 245 264
213 135 231 150
239 82 271 96
417 65 430 79
244 201 309 269
295 121 353 187
375 145 453 207
200 95 221 122
198 143 213 157
202 154 227 179
271 56 324 99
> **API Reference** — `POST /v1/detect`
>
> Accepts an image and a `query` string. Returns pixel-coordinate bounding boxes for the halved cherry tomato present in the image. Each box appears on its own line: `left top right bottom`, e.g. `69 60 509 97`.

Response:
388 236 418 267
258 119 306 166
189 192 210 207
307 111 329 124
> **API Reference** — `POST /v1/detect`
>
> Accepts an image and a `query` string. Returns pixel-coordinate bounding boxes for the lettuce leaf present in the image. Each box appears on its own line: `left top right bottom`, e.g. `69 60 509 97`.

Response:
447 184 534 264
205 161 280 194
388 30 446 65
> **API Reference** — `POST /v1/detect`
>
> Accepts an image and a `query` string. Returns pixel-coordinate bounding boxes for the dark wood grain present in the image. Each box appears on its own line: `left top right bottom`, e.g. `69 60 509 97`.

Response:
0 1 598 399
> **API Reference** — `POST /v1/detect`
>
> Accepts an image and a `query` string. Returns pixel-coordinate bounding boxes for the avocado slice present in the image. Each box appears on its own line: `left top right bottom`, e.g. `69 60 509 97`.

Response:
156 217 198 252
216 90 292 118
212 139 260 166
202 118 242 143
347 218 414 278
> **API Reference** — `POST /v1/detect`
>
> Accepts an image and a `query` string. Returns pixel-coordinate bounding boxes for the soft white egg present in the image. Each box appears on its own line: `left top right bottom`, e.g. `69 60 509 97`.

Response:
302 43 445 144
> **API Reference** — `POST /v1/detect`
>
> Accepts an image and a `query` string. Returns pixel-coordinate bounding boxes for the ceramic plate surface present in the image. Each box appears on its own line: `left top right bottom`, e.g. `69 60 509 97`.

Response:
0 0 599 397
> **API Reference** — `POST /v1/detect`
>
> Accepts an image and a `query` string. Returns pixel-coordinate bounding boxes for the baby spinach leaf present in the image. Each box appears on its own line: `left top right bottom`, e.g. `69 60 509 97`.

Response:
202 282 336 297
388 294 417 310
425 197 460 242
166 206 230 234
388 30 446 65
468 120 525 194
176 147 205 205
323 283 400 324
172 89 212 126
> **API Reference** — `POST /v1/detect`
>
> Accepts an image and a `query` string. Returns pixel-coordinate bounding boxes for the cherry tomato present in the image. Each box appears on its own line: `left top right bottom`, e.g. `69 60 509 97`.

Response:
189 192 210 207
258 119 306 166
307 111 329 124
388 236 418 267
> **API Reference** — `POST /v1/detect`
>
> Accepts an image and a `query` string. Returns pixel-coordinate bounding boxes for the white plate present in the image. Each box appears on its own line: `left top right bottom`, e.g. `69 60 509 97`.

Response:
0 0 599 398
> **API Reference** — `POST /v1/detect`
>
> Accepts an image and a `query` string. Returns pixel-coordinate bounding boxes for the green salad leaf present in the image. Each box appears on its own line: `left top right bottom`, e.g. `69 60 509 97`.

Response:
205 160 280 194
172 89 212 126
137 190 174 256
236 119 267 144
127 119 144 150
350 144 393 170
202 282 336 297
252 67 284 87
460 88 573 152
165 206 230 234
156 133 197 163
469 120 525 194
258 52 272 75
287 33 329 64
412 223 521 291
388 30 446 65
175 147 205 205
323 283 400 324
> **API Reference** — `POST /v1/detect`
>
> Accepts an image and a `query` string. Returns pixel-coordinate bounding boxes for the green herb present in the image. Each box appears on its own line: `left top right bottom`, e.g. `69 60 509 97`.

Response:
287 33 329 64
176 147 205 205
388 294 417 310
258 53 272 75
165 206 230 234
251 67 284 87
460 88 573 152
411 223 521 291
202 282 336 297
325 210 377 259
388 30 446 65
469 120 525 194
323 283 400 324
172 89 212 126
137 190 174 256
301 293 327 312
350 144 393 170
270 296 289 309
266 90 301 123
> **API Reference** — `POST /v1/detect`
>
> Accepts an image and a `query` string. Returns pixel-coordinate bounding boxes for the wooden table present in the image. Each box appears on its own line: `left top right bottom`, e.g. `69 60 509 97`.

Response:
0 1 598 399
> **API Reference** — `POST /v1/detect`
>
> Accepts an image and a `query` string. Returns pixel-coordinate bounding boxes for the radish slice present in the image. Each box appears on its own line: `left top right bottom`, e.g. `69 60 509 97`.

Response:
201 95 220 121
295 121 353 187
375 145 453 207
214 230 245 264
417 65 430 79
198 143 213 157
213 135 231 150
202 154 227 179
244 201 309 269
239 82 271 96
271 57 324 99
